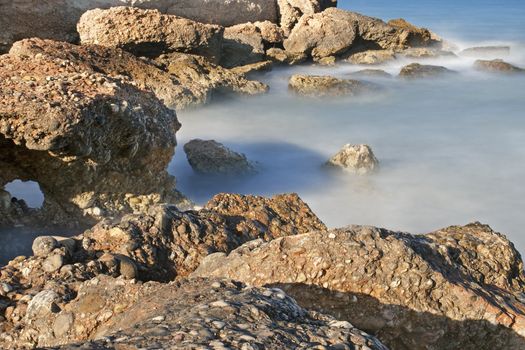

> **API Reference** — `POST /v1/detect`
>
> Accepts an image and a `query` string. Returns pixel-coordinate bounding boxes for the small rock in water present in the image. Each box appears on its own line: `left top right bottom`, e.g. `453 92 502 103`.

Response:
474 59 524 74
184 139 256 176
288 74 375 97
399 63 456 78
349 69 392 78
32 236 59 257
460 46 511 58
326 144 379 175
346 50 396 65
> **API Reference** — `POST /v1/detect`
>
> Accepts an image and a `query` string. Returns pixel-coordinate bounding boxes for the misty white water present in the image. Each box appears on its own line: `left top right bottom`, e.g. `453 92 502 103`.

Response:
171 45 525 252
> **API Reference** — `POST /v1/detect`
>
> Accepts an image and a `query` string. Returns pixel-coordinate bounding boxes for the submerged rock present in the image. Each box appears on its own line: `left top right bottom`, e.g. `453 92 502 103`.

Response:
78 7 224 62
399 63 456 78
347 49 396 65
184 139 256 175
326 144 379 175
193 222 525 349
400 47 457 58
289 74 374 97
474 59 525 74
460 46 511 58
349 69 393 78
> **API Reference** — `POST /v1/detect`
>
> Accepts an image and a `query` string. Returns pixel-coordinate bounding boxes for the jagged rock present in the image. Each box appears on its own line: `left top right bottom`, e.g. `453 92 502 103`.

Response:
349 69 393 78
33 278 388 350
183 139 256 175
326 144 379 175
230 60 274 76
221 21 285 68
460 46 511 58
0 193 326 348
278 0 338 36
193 222 525 349
347 49 396 65
474 59 524 74
284 8 442 61
289 74 375 97
0 0 279 54
399 63 456 78
78 7 224 62
266 47 308 65
0 49 183 228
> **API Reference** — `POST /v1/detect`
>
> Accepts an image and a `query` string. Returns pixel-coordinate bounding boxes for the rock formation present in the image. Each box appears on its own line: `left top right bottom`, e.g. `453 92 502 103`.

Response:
289 74 376 97
326 144 379 175
184 139 257 175
0 49 185 229
460 46 511 59
278 0 339 35
399 63 456 78
474 59 524 74
347 50 396 65
193 223 525 349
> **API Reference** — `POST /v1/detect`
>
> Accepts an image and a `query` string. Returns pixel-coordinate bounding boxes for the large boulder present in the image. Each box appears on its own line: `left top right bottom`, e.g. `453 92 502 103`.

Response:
0 0 278 53
277 0 338 35
0 48 183 229
283 8 441 61
78 7 224 62
289 74 375 97
193 223 525 349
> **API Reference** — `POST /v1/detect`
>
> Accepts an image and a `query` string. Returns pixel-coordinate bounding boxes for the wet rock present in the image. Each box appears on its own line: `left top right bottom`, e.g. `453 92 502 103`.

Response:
326 144 379 175
349 69 393 78
347 49 396 65
399 63 456 78
78 7 224 63
474 59 524 74
184 139 256 175
278 0 338 36
0 48 183 228
460 46 511 59
32 237 59 257
44 278 387 350
289 74 375 97
222 21 285 68
266 47 308 65
193 222 525 349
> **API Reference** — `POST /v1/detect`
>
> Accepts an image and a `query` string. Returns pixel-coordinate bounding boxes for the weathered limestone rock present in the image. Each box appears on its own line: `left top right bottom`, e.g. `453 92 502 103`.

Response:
460 46 511 59
194 223 525 349
284 9 442 61
347 49 396 65
32 278 388 350
221 21 285 68
78 7 224 62
278 0 338 35
400 47 456 58
326 144 379 175
0 49 182 228
184 139 256 175
399 63 456 78
266 47 308 65
474 59 524 74
289 74 375 97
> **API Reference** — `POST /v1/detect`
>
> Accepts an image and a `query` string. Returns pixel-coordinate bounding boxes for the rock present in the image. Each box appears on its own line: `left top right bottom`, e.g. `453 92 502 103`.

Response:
193 223 525 349
183 139 256 175
26 290 60 320
45 278 387 350
0 48 183 228
460 46 511 59
266 47 308 65
278 0 339 35
116 255 138 280
10 38 268 111
32 237 59 257
400 47 456 58
474 59 524 74
230 60 274 76
0 0 279 54
326 144 379 175
289 74 375 97
78 7 224 63
347 49 396 65
399 63 456 78
221 21 285 68
284 9 442 61
42 255 65 273
349 69 393 78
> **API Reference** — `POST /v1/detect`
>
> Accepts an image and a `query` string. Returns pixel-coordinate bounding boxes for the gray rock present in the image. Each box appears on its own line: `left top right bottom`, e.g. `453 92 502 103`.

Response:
346 49 396 65
326 144 379 175
32 236 59 257
26 290 60 320
277 0 338 35
184 139 256 175
43 254 65 273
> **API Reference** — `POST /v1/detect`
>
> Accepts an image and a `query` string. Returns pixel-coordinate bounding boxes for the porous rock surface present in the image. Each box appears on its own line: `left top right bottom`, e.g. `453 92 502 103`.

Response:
78 7 224 62
347 49 396 65
326 144 379 175
283 8 441 62
289 74 375 97
278 0 338 36
0 49 183 228
40 278 387 350
0 193 327 348
194 223 525 349
399 63 456 78
474 59 524 74
184 139 256 175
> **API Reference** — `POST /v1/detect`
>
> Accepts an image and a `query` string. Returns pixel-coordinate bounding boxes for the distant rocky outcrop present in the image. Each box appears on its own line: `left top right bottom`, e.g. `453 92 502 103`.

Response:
289 74 376 97
184 139 257 175
326 144 379 174
474 59 524 74
399 63 456 78
194 222 525 349
460 46 511 59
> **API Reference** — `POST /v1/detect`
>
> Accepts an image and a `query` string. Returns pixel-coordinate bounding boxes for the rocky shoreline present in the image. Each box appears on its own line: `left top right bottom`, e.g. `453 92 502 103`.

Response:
1 1 525 349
